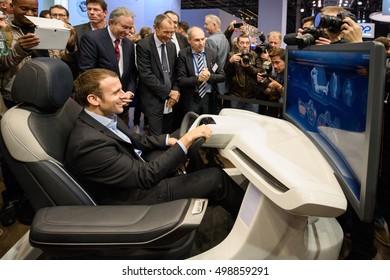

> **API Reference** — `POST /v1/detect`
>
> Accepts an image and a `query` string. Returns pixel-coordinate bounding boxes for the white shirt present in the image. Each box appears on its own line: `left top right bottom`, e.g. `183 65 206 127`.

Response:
108 27 123 77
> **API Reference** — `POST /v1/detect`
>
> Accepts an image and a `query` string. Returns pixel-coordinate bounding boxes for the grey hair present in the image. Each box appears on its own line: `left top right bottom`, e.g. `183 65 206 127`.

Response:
109 7 134 23
205 14 221 28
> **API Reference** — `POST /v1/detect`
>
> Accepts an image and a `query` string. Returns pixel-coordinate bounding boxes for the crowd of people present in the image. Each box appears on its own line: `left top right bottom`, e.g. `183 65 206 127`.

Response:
0 0 389 260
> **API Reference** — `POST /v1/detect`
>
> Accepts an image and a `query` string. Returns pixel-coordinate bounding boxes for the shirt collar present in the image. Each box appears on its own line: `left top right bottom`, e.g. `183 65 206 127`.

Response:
107 27 120 44
191 48 205 55
154 33 164 48
84 109 117 129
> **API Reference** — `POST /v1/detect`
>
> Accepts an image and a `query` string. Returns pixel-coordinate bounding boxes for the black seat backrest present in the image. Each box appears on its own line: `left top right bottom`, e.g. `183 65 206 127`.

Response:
0 58 96 211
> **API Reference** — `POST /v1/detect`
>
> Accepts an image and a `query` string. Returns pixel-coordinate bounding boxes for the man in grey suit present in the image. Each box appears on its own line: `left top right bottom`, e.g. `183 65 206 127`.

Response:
74 0 108 48
136 14 180 136
204 14 230 98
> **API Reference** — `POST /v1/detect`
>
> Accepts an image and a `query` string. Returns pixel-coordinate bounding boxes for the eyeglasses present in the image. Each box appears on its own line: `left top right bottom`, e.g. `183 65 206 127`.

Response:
51 13 67 18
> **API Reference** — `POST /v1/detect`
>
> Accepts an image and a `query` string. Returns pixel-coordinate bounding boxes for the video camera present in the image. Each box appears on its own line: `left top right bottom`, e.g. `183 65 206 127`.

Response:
257 60 273 92
314 11 356 33
254 32 272 55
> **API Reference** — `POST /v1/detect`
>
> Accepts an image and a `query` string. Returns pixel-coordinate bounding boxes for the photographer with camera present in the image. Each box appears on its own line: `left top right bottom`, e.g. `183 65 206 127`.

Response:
314 6 362 45
314 6 375 260
297 16 315 35
257 48 285 118
260 31 282 61
283 16 329 48
224 33 263 113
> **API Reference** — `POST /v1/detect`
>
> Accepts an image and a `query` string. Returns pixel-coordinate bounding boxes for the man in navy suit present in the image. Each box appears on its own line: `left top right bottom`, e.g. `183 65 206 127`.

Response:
78 7 137 124
136 14 180 136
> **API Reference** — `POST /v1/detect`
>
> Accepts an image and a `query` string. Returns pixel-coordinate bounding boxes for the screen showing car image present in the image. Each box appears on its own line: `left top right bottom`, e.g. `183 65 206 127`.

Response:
283 42 385 221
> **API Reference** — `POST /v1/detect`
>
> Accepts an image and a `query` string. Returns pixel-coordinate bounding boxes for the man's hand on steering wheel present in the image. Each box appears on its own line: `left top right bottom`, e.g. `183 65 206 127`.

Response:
180 124 211 150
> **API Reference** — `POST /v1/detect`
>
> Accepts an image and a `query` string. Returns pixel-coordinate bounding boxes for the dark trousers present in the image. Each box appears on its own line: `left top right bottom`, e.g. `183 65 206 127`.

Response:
147 108 174 136
124 167 244 218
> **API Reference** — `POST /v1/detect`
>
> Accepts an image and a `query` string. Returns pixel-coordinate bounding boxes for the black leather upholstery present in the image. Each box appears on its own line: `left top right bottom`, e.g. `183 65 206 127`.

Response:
0 58 207 259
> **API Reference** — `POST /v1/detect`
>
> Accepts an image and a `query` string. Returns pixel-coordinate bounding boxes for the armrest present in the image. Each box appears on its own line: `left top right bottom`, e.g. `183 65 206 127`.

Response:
29 198 207 250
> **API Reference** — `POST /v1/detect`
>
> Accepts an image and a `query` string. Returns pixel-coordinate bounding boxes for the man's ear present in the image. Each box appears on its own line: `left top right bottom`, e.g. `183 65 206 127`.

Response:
87 94 100 106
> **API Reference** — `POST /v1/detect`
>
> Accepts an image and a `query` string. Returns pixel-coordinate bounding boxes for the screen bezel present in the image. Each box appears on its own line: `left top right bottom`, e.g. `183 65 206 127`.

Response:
283 42 385 222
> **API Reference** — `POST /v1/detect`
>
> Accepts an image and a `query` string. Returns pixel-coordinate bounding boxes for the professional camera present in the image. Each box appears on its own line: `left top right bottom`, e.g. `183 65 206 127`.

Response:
254 32 272 55
314 11 356 33
296 27 326 47
257 61 273 92
241 50 251 65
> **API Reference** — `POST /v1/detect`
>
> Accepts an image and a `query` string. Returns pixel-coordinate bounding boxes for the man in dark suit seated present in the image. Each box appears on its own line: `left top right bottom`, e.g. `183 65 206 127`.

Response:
65 68 244 218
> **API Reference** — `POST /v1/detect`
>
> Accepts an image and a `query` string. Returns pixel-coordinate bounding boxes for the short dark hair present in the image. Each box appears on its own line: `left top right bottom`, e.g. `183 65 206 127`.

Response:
269 48 285 61
139 26 152 39
39 9 50 18
74 68 118 107
375 36 390 51
302 16 314 25
237 33 250 44
86 0 107 12
49 5 69 17
178 21 189 32
164 10 179 20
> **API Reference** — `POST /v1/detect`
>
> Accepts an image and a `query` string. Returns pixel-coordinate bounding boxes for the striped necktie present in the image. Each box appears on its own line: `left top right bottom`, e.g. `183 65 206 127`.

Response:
196 52 207 98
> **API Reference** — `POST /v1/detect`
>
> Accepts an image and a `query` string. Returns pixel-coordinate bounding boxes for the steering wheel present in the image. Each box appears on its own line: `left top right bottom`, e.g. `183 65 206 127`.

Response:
180 112 205 158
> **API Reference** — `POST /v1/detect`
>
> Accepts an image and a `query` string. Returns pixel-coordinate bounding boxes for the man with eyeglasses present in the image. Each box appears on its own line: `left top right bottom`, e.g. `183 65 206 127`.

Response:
48 5 76 65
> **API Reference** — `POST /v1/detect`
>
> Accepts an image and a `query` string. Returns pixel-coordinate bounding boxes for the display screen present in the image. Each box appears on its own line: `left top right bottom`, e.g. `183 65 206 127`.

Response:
284 42 385 221
383 0 390 15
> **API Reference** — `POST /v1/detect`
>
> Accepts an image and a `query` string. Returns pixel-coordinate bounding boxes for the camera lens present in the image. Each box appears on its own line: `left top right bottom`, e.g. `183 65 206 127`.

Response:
241 51 250 64
314 13 342 33
314 13 323 29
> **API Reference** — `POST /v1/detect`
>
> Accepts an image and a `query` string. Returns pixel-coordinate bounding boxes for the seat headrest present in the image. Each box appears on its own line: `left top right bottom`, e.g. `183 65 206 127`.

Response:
11 57 74 111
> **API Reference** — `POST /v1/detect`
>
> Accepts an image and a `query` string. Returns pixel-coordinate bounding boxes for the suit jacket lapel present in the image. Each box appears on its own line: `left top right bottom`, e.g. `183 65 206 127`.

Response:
101 29 120 74
188 48 196 77
166 42 176 77
150 36 163 77
79 111 138 158
205 50 214 73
